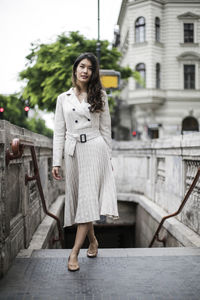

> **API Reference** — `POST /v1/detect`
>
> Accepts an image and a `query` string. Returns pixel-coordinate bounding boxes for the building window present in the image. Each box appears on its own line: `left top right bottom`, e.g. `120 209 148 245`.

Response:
155 17 160 42
148 128 159 139
184 65 195 89
135 17 145 43
136 63 146 89
156 63 160 89
184 23 194 43
182 116 199 133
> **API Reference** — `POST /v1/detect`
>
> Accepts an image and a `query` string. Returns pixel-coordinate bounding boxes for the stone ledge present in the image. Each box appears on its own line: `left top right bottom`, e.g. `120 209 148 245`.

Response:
118 193 200 247
112 132 200 151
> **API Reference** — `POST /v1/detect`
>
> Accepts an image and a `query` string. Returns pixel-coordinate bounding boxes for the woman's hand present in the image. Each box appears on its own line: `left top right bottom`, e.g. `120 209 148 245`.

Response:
52 166 62 180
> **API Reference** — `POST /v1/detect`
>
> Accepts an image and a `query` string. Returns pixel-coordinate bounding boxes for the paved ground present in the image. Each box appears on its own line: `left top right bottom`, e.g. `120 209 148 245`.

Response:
0 248 200 300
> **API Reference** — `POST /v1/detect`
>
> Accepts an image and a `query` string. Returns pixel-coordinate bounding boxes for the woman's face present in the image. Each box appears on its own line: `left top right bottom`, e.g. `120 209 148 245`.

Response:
75 58 93 85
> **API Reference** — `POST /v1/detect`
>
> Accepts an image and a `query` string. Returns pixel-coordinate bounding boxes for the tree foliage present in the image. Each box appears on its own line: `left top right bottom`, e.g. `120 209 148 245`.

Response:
20 31 132 112
0 94 27 127
26 112 53 138
0 94 53 137
1 31 135 138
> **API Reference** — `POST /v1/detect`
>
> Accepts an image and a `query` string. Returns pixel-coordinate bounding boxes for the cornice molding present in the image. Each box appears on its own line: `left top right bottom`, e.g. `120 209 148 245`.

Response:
164 0 200 3
127 0 164 7
177 12 200 19
177 51 200 61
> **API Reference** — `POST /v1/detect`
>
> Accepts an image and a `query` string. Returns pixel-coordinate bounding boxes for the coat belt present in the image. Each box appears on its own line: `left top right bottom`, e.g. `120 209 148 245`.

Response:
65 131 101 156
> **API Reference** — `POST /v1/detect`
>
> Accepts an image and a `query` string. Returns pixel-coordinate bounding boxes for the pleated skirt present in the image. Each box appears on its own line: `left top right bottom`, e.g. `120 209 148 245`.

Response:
63 135 119 227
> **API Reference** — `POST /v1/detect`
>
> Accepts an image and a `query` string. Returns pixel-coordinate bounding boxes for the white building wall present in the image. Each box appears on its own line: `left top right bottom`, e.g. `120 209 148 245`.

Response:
150 3 164 89
162 3 200 90
129 1 153 89
117 0 200 140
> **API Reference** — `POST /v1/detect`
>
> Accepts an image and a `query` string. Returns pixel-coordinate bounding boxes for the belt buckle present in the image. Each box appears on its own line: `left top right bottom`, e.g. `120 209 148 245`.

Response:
80 134 87 143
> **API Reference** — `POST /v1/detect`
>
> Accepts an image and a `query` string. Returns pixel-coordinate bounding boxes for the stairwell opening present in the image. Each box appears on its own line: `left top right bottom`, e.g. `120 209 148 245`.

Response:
64 201 136 248
63 199 183 249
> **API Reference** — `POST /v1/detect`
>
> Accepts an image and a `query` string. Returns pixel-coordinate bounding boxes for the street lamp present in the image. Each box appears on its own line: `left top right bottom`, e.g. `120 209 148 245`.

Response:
100 69 120 90
96 0 101 64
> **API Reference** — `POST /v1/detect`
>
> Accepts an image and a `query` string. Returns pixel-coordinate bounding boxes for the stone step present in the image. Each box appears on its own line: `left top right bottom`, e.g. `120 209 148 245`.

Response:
1 247 200 300
18 246 200 258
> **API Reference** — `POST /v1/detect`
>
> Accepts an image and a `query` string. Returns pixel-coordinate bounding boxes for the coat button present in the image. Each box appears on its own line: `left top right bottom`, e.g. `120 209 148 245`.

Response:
72 108 75 111
88 118 91 121
75 120 78 123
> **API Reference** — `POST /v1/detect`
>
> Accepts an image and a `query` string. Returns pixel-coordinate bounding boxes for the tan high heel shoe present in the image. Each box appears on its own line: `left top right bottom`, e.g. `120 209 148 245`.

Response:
87 238 98 258
68 252 80 271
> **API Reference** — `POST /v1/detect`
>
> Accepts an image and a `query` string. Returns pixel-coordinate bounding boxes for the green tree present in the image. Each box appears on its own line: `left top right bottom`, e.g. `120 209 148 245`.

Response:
0 94 27 127
20 31 132 112
25 112 53 138
0 94 53 137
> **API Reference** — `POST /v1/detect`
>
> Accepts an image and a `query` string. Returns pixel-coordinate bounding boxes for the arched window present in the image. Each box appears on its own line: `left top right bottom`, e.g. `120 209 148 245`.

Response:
156 63 160 89
155 17 160 42
182 116 199 133
135 17 145 43
136 63 146 89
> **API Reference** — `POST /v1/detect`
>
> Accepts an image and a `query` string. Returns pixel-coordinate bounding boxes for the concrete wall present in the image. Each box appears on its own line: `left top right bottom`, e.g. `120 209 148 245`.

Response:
112 132 200 247
0 120 65 278
135 205 183 248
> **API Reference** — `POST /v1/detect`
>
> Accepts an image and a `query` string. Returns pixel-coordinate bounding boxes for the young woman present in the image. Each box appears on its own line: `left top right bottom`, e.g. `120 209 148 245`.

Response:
52 52 119 271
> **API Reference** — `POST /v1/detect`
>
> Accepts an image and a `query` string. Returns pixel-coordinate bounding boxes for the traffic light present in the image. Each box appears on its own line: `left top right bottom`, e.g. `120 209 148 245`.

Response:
132 130 140 138
132 131 137 137
24 106 30 112
0 107 4 119
24 99 30 117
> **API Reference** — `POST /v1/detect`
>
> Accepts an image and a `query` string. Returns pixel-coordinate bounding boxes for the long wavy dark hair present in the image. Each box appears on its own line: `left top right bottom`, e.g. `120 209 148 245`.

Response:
72 52 104 113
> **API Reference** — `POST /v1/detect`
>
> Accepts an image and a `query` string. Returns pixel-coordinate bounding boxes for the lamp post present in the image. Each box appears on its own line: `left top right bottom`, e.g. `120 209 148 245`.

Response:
96 0 101 64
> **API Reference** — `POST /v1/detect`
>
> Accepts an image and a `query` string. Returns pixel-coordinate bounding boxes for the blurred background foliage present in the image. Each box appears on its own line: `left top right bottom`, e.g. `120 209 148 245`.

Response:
19 31 132 111
0 94 53 137
0 31 134 137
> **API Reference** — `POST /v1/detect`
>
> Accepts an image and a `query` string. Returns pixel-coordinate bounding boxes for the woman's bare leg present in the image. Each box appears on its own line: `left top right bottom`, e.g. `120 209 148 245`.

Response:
69 222 90 266
87 222 98 255
87 222 96 243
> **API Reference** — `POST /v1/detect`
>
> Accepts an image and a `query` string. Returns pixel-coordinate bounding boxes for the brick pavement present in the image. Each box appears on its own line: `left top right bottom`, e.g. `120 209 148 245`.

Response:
0 248 200 300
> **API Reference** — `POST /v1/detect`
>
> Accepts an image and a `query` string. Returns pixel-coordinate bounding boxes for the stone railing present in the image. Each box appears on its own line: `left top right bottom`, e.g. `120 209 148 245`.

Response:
0 120 65 278
112 133 200 247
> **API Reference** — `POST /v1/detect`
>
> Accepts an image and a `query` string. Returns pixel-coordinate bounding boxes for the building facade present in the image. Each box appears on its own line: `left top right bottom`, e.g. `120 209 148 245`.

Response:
114 0 200 140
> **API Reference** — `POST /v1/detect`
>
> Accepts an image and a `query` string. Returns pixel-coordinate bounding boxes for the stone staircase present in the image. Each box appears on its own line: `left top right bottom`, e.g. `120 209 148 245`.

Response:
0 247 200 300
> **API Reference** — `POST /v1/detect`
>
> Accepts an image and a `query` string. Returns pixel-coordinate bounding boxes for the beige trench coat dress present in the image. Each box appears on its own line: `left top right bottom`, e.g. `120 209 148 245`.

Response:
52 87 119 227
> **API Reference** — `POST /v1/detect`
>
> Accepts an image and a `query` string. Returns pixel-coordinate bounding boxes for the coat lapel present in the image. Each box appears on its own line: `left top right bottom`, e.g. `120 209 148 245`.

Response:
65 88 91 119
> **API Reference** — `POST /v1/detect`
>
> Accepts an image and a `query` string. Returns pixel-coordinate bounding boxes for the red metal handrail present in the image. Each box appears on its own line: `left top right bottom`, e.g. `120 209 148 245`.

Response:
6 138 64 248
149 167 200 247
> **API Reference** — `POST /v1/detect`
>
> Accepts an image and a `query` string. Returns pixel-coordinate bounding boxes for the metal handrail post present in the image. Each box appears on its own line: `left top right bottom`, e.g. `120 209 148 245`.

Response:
6 138 64 248
149 168 200 247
